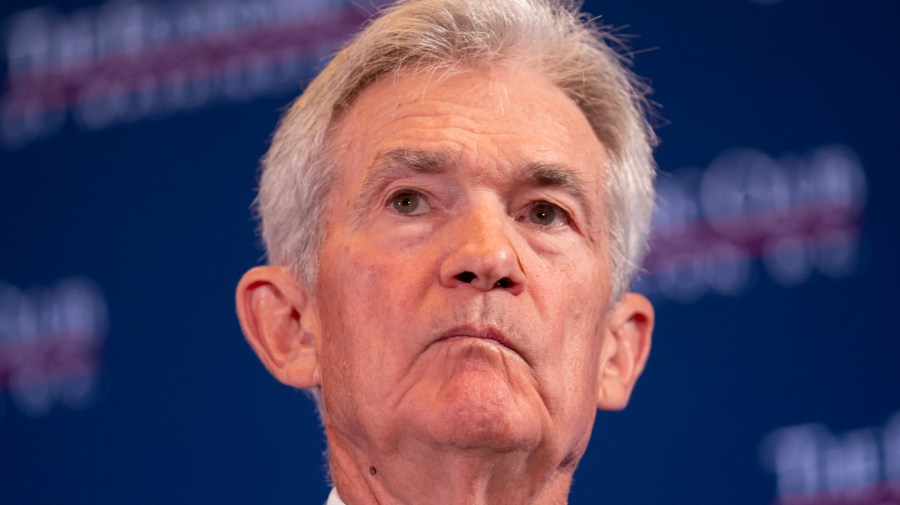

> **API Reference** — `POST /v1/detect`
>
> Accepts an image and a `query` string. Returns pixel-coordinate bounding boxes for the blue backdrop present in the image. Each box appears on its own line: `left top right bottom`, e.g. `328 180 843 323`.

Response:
2 0 898 503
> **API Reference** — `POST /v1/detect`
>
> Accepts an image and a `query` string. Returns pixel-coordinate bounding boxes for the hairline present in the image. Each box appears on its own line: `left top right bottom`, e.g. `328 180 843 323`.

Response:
261 0 657 304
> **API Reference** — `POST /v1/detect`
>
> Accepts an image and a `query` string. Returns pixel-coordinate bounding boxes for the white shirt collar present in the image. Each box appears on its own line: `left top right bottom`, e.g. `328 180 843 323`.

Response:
326 488 346 505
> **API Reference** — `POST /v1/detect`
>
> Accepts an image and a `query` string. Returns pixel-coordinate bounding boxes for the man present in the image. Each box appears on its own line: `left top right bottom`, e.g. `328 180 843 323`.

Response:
236 0 657 503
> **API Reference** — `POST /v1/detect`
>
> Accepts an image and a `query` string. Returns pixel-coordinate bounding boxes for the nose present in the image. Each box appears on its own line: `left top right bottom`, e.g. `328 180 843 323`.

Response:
438 209 526 295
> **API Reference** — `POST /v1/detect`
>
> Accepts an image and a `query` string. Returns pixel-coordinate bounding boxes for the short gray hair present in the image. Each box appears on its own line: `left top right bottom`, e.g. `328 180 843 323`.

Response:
258 0 657 301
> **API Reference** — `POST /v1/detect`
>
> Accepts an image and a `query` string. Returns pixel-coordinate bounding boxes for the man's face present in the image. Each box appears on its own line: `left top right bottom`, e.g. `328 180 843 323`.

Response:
308 65 616 462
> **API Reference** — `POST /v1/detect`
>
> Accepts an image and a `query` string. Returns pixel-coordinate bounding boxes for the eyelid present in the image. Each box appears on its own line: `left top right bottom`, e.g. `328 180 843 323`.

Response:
385 187 424 204
541 201 572 226
519 200 573 228
385 187 433 215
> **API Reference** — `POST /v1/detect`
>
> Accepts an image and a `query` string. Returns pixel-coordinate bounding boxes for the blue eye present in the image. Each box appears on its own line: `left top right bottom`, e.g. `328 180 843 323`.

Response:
522 201 569 227
390 190 430 215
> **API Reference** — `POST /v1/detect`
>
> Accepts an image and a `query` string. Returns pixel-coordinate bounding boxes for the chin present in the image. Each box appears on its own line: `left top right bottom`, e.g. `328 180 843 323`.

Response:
437 417 539 452
410 368 545 451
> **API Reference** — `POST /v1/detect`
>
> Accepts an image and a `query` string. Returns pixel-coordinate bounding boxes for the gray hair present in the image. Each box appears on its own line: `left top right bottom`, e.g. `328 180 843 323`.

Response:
258 0 657 302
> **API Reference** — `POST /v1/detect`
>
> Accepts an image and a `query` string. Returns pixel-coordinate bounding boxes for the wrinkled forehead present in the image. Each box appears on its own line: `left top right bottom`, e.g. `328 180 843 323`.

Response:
321 65 612 246
326 65 609 185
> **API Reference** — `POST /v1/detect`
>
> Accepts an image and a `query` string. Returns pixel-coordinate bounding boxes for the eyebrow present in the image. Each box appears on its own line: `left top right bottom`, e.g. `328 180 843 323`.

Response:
352 147 594 225
352 148 453 224
519 162 595 229
357 148 452 197
378 147 450 174
519 162 589 202
363 148 589 196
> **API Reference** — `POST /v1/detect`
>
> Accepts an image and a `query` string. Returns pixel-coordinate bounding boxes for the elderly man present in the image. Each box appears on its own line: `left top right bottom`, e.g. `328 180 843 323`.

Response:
236 0 657 503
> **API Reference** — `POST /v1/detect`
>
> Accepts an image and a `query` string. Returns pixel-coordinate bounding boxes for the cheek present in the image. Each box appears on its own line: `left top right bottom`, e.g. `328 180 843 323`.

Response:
318 241 430 366
347 243 424 307
533 244 609 317
543 256 610 386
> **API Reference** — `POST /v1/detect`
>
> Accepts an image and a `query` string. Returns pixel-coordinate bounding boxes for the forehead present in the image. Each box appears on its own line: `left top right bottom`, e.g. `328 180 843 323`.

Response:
329 65 608 194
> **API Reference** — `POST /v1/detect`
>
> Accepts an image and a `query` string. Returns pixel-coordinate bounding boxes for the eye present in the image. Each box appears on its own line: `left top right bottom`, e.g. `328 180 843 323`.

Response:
389 190 431 215
520 201 570 228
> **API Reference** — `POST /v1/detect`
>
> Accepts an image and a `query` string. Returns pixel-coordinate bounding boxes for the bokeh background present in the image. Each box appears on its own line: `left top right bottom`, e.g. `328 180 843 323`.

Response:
2 0 898 503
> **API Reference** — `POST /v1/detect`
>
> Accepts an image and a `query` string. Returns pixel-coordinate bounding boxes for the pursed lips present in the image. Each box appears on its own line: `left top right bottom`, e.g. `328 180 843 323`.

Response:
435 324 524 361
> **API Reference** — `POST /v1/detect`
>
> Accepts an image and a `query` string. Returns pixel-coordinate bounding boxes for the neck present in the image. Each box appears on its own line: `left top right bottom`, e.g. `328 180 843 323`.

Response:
326 424 578 505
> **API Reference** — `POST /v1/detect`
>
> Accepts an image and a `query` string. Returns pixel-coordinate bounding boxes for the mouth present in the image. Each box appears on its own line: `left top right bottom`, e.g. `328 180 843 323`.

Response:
435 324 521 358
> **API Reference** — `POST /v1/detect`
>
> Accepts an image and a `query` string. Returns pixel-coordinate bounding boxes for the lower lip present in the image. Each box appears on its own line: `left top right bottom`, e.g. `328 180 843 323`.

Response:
434 336 527 367
439 335 509 350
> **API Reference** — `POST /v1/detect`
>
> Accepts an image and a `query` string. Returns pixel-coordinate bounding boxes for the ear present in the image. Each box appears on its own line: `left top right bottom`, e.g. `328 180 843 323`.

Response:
235 266 320 389
597 293 654 411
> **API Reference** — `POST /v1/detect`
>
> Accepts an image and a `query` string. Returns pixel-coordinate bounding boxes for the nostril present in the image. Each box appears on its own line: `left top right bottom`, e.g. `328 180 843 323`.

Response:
494 277 512 289
455 271 476 283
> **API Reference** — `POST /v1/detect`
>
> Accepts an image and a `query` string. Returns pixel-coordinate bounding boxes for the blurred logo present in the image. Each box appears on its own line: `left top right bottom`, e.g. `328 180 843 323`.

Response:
636 144 866 302
0 0 388 149
0 277 108 419
760 413 900 504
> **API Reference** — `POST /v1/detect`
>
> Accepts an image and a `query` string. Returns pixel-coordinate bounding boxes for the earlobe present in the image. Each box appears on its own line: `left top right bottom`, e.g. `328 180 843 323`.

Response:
597 293 654 411
235 266 320 390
